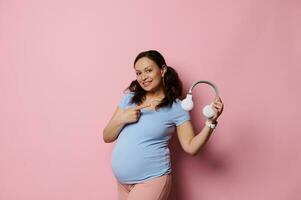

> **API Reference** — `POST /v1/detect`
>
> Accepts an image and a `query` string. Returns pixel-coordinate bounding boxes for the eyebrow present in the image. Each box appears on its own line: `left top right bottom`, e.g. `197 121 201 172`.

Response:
135 66 152 71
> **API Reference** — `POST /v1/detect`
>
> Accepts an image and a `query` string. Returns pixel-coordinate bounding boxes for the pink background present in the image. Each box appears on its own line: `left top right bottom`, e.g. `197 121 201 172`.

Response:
1 0 300 199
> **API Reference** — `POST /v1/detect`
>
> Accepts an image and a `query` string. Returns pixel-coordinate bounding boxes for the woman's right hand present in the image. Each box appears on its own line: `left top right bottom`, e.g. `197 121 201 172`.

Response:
119 104 152 124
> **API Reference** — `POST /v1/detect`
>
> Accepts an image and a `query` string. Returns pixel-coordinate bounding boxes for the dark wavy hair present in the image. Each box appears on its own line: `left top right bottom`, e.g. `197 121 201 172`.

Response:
123 50 184 110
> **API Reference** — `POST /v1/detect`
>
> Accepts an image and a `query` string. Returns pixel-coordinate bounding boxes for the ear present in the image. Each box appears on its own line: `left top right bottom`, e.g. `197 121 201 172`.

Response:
161 65 167 77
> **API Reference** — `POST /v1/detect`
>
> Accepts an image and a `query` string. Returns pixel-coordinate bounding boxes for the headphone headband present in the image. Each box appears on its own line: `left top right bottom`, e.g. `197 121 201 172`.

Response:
188 80 219 96
181 80 220 117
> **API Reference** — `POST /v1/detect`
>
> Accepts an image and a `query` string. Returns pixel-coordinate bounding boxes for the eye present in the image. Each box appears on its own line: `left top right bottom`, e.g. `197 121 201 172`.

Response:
146 69 152 73
136 72 141 76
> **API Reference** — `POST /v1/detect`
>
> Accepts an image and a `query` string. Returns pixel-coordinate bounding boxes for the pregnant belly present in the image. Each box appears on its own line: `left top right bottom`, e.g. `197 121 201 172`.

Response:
111 143 147 182
111 141 171 183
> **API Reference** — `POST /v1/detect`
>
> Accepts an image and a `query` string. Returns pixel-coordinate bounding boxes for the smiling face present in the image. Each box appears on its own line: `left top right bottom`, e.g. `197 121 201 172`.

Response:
134 57 166 92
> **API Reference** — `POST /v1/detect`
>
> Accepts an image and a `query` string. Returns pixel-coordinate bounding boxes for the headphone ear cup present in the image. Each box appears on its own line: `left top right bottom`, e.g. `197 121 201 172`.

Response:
202 104 215 118
181 98 194 111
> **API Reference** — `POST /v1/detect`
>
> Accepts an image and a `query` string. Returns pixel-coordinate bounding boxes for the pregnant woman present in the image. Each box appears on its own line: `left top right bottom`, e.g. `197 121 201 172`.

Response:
103 50 224 200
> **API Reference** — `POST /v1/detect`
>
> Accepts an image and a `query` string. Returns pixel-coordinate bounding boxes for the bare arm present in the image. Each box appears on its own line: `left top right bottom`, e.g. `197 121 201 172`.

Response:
103 104 152 143
103 107 127 143
176 96 224 155
176 121 215 155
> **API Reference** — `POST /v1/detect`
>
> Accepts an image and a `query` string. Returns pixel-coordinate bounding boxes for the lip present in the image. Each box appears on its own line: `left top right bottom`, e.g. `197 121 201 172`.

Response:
142 81 152 86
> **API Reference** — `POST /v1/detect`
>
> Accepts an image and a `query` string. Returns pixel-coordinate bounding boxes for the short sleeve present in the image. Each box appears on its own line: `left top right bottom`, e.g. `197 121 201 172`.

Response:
118 92 133 109
173 100 191 126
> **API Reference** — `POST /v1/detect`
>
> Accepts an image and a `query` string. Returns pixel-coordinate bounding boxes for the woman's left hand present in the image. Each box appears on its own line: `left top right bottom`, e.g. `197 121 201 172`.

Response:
208 96 224 123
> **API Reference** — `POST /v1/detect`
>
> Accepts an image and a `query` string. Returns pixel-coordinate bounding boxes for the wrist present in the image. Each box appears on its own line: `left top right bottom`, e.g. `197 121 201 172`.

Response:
115 117 127 126
205 119 218 129
207 119 217 124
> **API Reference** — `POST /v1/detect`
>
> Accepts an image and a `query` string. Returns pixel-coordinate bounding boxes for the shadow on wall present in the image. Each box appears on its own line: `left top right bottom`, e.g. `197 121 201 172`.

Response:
169 132 230 200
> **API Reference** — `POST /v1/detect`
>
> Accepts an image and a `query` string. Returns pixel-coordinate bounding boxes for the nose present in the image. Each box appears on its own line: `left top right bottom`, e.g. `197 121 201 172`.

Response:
141 73 148 81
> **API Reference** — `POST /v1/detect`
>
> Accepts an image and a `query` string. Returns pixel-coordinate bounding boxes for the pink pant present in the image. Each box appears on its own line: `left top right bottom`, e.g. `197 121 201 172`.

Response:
117 174 172 200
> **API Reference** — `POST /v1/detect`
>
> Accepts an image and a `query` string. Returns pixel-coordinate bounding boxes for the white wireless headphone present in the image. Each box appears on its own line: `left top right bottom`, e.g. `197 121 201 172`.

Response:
181 80 219 118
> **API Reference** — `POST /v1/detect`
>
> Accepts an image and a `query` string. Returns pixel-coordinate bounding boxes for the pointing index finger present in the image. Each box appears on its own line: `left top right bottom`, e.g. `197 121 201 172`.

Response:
134 103 152 110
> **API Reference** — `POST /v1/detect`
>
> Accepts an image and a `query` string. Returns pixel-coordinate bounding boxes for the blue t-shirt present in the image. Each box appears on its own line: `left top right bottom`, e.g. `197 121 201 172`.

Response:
111 92 190 184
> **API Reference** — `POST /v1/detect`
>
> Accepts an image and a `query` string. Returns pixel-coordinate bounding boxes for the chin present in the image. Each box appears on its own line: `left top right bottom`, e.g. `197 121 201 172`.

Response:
140 82 160 92
143 87 153 92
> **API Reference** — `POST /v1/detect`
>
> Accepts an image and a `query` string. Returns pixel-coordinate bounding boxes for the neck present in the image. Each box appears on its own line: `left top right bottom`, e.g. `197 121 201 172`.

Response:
146 87 165 100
